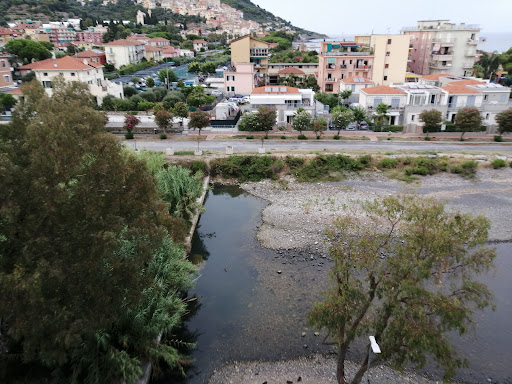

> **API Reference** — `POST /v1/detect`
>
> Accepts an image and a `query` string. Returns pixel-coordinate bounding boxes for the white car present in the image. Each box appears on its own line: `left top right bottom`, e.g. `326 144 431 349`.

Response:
346 123 357 130
210 90 223 96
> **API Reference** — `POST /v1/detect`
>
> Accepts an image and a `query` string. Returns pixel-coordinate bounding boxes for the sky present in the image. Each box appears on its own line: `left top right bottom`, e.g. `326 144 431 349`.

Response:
250 0 512 35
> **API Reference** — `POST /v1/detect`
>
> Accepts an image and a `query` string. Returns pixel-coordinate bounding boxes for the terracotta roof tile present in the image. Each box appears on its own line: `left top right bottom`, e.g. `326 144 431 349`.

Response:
421 73 453 81
77 50 105 57
18 58 55 70
449 79 486 86
340 76 375 84
145 45 162 52
360 86 406 95
251 86 300 95
440 85 482 94
26 56 102 71
102 39 144 46
148 37 169 42
193 39 208 44
278 67 305 75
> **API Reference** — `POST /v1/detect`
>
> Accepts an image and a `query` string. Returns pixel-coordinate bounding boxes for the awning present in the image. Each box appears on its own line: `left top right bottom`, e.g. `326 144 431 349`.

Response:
432 43 440 52
387 111 401 116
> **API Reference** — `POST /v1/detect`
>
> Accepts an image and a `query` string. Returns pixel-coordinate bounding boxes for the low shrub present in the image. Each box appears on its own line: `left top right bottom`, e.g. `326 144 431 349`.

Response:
401 157 412 165
333 135 340 140
280 136 287 139
125 131 134 139
492 159 507 169
358 155 372 167
210 155 282 182
424 136 431 141
379 158 398 169
450 160 478 177
285 156 305 170
494 135 503 142
380 125 403 132
298 134 308 140
246 135 254 139
160 133 167 139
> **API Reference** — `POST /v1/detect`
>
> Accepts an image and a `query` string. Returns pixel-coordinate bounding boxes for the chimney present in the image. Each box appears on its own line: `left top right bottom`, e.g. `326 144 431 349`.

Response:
54 63 58 67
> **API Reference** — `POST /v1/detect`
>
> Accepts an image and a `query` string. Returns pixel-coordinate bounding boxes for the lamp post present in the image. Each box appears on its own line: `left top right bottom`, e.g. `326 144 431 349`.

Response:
366 336 381 384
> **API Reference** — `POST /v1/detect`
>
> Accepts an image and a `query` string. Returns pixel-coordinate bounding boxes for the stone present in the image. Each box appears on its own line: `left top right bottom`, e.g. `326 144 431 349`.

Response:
301 332 306 337
165 148 174 156
277 270 282 274
314 332 320 336
194 150 203 156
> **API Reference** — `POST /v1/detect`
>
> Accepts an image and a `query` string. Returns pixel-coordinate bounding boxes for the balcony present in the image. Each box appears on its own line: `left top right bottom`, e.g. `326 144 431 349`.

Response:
250 48 268 57
467 39 482 45
326 64 336 70
429 62 452 70
432 39 455 47
354 65 371 71
321 51 371 56
464 50 476 56
325 77 337 82
463 62 474 69
431 54 453 61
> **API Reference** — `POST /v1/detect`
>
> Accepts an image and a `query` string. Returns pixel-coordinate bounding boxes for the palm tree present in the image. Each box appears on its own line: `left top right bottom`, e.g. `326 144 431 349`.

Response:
475 52 500 80
375 103 391 132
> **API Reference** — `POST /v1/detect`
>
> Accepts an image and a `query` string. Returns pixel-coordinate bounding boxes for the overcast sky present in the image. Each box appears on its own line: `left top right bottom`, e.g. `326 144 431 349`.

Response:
251 0 512 35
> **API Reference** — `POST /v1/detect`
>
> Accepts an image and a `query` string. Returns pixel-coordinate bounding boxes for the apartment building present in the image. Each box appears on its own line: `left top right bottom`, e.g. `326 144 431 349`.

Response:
249 85 318 126
230 35 270 77
402 20 483 77
317 41 374 94
28 56 123 105
76 49 107 65
224 62 257 96
45 27 76 44
359 86 407 125
102 39 146 69
144 45 163 61
0 53 14 88
267 63 318 85
74 31 103 45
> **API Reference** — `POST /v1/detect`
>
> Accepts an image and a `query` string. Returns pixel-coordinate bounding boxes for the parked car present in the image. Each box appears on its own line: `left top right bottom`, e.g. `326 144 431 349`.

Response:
241 96 250 104
210 89 223 96
359 122 369 130
228 97 243 105
346 123 357 131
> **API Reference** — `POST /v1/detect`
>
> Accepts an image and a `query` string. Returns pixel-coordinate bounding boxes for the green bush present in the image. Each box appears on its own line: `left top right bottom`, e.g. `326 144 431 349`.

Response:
401 157 412 165
285 156 305 170
424 136 431 141
160 133 167 139
294 155 369 182
210 155 281 182
450 160 478 177
125 132 134 139
494 135 503 142
280 136 287 139
189 160 207 176
379 158 398 169
298 134 308 140
333 135 340 140
492 159 506 169
381 126 403 132
358 155 372 167
246 135 254 139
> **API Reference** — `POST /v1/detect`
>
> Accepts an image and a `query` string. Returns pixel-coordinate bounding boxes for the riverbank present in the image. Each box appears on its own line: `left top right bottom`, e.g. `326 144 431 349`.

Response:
206 168 512 384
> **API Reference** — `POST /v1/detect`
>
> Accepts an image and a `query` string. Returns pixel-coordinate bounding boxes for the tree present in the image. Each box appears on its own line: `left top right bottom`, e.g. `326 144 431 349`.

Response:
315 91 339 109
188 62 202 74
0 93 17 112
188 110 209 151
257 106 277 138
123 86 137 97
200 62 217 75
158 68 178 87
181 40 193 50
0 80 195 383
137 100 155 112
474 51 500 79
351 107 367 129
339 89 352 104
4 39 53 64
331 108 354 136
172 101 189 125
496 107 512 136
312 117 327 139
419 109 443 137
292 109 312 134
238 112 261 132
124 113 140 133
146 77 155 87
155 109 174 132
375 103 391 132
455 107 483 140
308 195 495 384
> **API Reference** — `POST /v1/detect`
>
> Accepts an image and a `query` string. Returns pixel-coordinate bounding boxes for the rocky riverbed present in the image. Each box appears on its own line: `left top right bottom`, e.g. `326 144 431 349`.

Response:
207 168 512 384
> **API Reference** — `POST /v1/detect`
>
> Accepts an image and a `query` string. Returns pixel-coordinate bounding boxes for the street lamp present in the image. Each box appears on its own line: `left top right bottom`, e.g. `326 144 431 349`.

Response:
366 336 381 384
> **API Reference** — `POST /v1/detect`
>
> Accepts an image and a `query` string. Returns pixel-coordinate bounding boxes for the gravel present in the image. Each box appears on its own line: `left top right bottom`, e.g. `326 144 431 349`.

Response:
207 168 512 384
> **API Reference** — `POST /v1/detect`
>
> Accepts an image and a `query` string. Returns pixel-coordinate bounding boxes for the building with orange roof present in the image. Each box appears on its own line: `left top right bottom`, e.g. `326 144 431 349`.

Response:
102 39 146 69
147 37 170 47
249 85 318 126
230 35 270 76
29 56 123 105
359 86 407 125
76 49 107 65
144 45 163 62
224 62 257 96
267 62 318 85
339 76 375 103
317 41 374 94
402 20 482 77
193 39 208 51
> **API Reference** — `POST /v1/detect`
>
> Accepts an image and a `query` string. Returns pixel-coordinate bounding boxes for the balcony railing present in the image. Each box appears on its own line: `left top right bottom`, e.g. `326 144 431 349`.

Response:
321 51 371 56
354 65 371 70
250 48 268 57
464 50 476 56
429 62 452 69
325 77 337 82
467 39 483 45
431 54 453 61
431 39 455 46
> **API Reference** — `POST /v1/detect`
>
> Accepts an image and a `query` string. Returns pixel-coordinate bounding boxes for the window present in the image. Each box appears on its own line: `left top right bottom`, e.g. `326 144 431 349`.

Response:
351 84 355 91
227 75 235 81
430 94 436 104
467 95 475 107
59 72 63 76
42 81 52 88
484 95 488 101
383 76 388 81
485 113 490 120
1 62 5 67
500 94 507 102
384 64 389 69
373 97 382 108
3 75 10 83
71 73 75 77
43 72 48 76
386 52 390 56
387 39 392 44
349 60 352 64
411 115 415 121
391 98 400 108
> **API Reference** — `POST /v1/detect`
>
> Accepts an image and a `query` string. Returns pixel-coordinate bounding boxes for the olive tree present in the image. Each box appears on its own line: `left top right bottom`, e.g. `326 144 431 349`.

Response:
309 195 495 384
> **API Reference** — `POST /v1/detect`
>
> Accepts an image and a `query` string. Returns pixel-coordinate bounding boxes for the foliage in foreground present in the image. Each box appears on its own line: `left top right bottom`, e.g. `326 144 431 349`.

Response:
0 80 195 384
309 195 496 384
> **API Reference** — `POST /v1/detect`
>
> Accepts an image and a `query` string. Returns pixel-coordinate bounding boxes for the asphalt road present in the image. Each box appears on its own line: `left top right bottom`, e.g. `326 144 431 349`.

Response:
123 137 512 154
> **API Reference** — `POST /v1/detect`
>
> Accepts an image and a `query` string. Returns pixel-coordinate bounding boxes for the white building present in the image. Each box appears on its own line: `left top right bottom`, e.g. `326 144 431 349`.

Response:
102 39 146 69
30 56 124 105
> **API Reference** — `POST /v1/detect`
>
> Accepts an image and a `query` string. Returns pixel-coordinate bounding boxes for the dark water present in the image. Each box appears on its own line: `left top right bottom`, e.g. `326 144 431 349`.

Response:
154 185 512 384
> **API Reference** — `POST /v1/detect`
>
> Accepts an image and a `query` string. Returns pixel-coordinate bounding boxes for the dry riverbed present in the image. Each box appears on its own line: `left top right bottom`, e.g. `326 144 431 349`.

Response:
208 168 512 384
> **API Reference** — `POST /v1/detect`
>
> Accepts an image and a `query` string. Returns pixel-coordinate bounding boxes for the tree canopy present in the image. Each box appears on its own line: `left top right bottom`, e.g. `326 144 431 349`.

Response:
455 107 483 139
419 109 443 137
4 39 53 64
0 79 195 383
309 195 495 384
331 107 354 135
496 107 512 135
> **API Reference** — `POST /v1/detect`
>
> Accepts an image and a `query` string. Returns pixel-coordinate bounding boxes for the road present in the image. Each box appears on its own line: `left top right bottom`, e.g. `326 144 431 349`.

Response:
123 137 512 154
111 63 194 85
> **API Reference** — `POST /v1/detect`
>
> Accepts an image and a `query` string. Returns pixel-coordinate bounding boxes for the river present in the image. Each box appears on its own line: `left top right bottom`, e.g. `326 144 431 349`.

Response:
152 184 512 384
